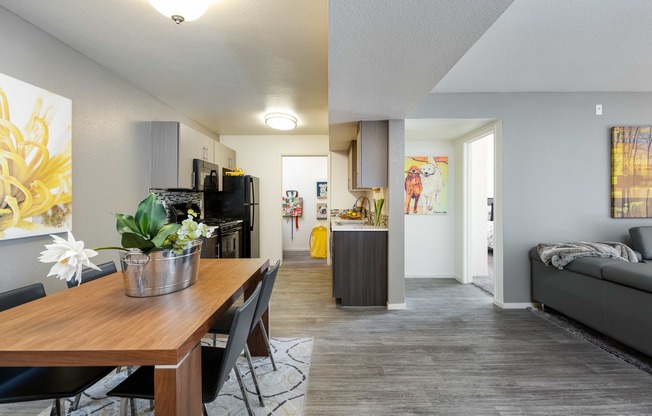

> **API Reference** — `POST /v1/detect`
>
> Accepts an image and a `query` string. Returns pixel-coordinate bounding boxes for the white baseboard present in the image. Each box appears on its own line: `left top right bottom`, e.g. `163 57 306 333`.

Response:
282 248 310 252
387 303 407 310
493 299 536 309
405 273 455 279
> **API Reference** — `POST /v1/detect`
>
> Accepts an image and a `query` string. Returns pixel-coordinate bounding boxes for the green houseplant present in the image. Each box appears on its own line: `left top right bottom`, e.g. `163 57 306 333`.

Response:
113 192 182 254
39 193 210 294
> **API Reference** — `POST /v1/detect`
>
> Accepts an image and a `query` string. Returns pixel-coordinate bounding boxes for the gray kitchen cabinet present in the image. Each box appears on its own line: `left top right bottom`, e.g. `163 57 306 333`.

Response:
332 230 387 306
214 141 236 170
213 141 236 190
348 120 388 190
151 121 216 189
347 140 359 191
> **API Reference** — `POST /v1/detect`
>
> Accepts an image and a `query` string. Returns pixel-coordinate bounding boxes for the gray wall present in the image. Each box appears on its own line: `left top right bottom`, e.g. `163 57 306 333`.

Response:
411 92 652 304
388 119 405 307
0 8 216 294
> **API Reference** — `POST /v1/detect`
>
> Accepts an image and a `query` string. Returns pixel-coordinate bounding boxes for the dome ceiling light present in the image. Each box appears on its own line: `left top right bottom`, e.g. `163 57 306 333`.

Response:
149 0 211 24
265 113 298 131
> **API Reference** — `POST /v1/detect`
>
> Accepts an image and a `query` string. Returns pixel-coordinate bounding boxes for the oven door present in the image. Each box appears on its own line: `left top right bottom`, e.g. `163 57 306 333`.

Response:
200 234 218 258
220 229 240 259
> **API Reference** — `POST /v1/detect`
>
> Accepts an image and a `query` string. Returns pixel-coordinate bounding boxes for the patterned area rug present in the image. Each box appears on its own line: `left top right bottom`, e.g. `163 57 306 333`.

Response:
25 337 313 416
529 307 652 378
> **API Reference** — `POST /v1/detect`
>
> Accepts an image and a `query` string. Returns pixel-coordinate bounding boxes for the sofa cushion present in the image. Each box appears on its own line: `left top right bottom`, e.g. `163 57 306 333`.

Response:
629 227 652 260
565 257 616 279
602 262 652 294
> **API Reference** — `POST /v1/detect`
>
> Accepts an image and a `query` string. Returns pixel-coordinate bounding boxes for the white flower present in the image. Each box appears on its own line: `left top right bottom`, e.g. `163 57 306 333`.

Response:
38 231 100 285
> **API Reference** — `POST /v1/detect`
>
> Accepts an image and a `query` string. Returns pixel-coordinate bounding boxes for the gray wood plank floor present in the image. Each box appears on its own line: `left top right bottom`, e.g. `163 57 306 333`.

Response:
3 253 652 415
274 253 652 416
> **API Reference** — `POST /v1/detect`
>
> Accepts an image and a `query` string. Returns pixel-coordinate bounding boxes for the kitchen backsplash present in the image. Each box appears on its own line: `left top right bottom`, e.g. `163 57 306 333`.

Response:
150 189 203 223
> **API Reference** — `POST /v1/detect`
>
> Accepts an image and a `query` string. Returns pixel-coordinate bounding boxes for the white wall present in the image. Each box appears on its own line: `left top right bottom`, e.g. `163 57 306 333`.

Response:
0 8 218 294
281 156 328 251
219 135 329 264
404 139 456 278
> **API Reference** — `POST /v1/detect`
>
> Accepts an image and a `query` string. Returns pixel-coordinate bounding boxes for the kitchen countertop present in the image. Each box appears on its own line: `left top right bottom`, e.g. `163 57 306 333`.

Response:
330 220 388 231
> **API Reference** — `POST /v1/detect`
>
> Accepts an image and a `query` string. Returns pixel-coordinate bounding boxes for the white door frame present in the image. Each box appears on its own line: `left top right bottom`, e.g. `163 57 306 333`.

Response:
279 154 331 262
458 121 504 305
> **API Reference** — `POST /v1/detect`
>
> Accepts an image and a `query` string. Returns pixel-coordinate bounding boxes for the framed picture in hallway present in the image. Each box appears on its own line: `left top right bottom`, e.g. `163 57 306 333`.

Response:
316 179 327 199
316 203 328 219
404 156 448 215
0 72 72 240
612 126 652 218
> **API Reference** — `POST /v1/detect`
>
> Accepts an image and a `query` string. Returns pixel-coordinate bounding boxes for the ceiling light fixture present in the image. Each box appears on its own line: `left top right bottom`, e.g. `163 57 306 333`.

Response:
265 113 298 131
149 0 211 24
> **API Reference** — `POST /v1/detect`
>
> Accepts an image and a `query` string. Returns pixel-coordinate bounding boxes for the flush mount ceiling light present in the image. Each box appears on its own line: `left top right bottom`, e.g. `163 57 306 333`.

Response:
265 113 298 131
149 0 211 24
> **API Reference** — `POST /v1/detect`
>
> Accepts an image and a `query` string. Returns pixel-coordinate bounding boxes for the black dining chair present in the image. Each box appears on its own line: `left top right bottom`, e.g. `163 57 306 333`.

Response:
208 260 280 405
66 261 118 288
107 281 263 416
0 283 46 312
0 283 115 416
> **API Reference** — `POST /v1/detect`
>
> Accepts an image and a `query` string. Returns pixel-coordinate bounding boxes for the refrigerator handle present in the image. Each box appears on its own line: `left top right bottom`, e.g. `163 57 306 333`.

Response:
250 204 255 232
249 176 256 205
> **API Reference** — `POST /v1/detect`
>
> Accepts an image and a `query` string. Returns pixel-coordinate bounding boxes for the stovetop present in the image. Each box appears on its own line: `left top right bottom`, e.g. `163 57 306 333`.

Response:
203 218 236 226
201 218 243 233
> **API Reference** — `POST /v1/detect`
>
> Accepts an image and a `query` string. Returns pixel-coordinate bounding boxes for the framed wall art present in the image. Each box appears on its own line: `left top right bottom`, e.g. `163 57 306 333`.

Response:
612 126 652 218
316 203 328 219
404 156 448 215
316 179 327 199
0 73 72 240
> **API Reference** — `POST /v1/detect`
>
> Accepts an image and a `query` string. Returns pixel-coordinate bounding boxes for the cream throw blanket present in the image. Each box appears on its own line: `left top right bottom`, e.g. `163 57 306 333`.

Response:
537 241 638 269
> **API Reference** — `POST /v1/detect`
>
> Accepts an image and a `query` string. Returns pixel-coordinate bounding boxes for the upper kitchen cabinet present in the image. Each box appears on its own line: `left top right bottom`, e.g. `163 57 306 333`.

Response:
214 141 236 171
151 121 216 189
348 120 388 191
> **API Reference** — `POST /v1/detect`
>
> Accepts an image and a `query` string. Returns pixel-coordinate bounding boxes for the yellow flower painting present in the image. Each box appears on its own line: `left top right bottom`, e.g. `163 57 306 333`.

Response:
0 73 72 240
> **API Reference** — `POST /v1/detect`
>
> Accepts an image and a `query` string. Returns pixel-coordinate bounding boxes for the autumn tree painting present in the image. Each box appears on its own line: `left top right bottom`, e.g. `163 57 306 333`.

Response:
612 126 652 218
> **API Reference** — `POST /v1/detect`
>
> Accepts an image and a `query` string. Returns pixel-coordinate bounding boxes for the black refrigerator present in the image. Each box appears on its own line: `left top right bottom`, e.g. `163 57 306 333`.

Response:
204 175 260 258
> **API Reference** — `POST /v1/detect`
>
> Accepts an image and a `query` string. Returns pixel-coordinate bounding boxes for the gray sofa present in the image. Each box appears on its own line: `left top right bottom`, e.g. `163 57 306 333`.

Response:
530 226 652 356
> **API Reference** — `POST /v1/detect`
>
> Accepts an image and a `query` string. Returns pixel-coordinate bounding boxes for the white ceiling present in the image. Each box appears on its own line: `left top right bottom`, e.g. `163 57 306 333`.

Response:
433 0 652 93
2 1 650 150
327 0 513 148
0 0 328 135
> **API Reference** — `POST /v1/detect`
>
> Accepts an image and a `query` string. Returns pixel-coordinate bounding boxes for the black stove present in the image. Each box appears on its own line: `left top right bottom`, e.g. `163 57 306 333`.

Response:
203 218 243 235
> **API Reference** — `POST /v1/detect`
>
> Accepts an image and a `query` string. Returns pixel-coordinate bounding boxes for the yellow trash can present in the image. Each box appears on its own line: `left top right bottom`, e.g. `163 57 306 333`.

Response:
310 226 328 258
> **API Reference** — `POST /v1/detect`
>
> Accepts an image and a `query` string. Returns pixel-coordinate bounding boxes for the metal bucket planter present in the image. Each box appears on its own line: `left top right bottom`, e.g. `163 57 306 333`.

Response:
120 240 202 297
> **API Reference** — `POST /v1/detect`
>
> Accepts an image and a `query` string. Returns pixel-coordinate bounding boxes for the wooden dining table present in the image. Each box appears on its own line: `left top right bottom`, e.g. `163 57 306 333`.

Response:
0 258 270 416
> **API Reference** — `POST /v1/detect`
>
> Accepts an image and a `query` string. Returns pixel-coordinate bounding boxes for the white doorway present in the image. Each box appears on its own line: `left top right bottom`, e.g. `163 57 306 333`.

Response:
460 121 502 304
468 133 494 295
281 155 329 262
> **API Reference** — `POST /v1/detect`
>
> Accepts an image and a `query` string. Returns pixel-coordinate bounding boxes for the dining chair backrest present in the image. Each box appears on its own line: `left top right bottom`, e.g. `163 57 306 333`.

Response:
0 283 46 312
209 281 262 402
250 260 280 333
66 261 117 288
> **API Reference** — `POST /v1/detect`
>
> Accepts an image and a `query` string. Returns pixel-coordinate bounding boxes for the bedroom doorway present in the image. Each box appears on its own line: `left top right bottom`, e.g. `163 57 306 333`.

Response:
468 133 494 296
461 121 500 302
